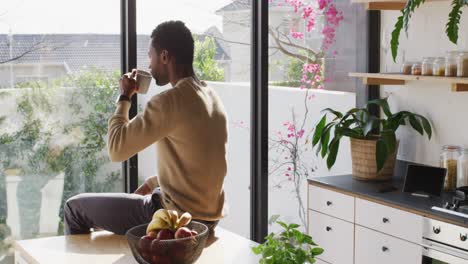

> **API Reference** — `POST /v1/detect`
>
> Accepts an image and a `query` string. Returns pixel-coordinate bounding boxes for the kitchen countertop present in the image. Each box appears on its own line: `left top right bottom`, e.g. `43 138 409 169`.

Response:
308 175 468 228
14 227 260 264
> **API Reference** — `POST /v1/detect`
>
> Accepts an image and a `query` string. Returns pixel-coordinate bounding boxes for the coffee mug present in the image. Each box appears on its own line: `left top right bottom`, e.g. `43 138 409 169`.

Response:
135 70 152 94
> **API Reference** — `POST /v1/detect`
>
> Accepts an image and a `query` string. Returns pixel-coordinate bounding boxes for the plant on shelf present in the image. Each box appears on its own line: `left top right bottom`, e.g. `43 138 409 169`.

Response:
391 0 468 61
252 220 324 264
312 97 432 181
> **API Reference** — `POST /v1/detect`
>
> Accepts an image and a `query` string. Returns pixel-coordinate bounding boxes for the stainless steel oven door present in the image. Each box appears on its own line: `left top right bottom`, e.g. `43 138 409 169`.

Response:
422 238 468 264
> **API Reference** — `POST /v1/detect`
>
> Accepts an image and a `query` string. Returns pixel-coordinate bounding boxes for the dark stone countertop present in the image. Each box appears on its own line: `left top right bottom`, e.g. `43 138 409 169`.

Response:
308 175 468 228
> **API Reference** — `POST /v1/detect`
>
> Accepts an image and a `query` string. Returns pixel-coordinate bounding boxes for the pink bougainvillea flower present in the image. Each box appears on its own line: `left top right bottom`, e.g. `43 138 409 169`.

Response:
296 129 305 138
290 31 304 39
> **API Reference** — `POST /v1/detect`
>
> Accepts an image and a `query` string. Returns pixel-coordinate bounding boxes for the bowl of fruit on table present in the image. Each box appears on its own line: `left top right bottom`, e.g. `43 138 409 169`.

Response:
126 209 209 264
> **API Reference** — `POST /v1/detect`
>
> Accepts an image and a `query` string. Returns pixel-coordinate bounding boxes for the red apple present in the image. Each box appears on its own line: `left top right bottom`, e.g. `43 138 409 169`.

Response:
157 229 175 240
138 235 154 253
190 230 198 236
150 239 166 255
141 252 151 262
175 227 193 239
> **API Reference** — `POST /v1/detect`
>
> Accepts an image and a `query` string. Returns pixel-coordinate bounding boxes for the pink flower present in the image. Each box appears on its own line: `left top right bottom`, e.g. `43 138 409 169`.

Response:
287 123 295 132
296 129 305 138
314 75 322 82
287 167 292 171
290 31 304 39
317 84 324 89
302 5 313 19
306 18 315 32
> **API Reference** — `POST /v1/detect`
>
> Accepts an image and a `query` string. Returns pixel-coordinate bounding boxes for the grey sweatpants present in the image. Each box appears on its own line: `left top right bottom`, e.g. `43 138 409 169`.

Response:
63 190 219 235
64 192 160 235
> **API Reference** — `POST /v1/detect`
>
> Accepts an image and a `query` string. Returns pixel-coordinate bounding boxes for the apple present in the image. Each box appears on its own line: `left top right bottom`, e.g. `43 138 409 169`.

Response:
150 239 166 255
167 242 187 263
175 227 192 239
141 252 151 262
138 235 154 253
157 229 175 240
147 230 158 238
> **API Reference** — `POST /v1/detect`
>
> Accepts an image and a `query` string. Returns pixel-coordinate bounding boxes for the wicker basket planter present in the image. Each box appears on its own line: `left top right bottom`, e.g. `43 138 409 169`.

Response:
350 137 399 181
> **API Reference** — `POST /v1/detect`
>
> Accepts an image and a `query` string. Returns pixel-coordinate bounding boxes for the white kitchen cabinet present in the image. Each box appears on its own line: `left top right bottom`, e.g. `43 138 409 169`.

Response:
355 225 422 264
308 210 354 264
308 185 355 223
355 198 423 243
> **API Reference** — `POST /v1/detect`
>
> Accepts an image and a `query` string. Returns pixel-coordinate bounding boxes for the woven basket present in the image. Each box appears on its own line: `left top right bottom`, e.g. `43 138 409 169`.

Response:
350 137 399 181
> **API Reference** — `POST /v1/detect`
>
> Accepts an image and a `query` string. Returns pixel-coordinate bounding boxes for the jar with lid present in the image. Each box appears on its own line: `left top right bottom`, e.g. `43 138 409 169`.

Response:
457 148 468 188
457 52 468 77
411 62 422 75
441 145 462 191
433 57 445 76
422 57 435 76
445 51 458 77
401 61 414 75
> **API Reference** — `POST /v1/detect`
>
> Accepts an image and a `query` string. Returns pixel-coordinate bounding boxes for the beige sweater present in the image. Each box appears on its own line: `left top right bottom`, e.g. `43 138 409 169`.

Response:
108 77 228 221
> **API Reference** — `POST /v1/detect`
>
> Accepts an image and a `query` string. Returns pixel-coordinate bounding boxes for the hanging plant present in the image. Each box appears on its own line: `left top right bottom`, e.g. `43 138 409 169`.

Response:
391 0 468 62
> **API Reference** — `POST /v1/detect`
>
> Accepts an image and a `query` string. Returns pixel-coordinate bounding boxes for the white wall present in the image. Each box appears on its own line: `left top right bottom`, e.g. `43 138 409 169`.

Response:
138 82 355 238
381 3 468 165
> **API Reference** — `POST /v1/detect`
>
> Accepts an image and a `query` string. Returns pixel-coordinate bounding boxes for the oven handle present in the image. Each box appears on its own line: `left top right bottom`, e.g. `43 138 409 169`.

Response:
422 240 468 264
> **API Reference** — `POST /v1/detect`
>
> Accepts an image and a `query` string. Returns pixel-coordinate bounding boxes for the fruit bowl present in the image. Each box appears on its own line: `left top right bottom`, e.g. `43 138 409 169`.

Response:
126 221 209 264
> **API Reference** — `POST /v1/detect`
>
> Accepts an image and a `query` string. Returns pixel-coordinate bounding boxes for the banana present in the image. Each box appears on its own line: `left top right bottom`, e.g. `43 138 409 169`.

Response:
178 212 192 228
152 209 171 226
146 217 171 234
168 210 179 229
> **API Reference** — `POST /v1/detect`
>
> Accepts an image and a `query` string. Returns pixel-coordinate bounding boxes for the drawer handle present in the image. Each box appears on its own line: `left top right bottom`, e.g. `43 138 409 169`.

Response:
381 246 388 252
433 226 441 234
326 226 332 232
461 234 467 242
382 217 389 223
326 201 332 206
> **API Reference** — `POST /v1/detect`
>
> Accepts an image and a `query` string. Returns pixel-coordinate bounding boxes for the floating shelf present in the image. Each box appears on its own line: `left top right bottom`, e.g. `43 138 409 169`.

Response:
349 72 468 92
350 0 406 10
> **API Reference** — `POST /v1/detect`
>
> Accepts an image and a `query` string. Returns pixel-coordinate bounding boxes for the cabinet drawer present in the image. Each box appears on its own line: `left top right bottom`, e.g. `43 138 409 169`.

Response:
423 218 468 250
355 198 422 243
308 184 354 222
308 210 354 264
355 225 422 264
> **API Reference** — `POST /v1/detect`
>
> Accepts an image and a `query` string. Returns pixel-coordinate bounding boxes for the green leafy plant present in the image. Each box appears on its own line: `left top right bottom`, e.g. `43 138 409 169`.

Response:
312 97 432 171
252 220 323 264
193 36 224 81
391 0 468 61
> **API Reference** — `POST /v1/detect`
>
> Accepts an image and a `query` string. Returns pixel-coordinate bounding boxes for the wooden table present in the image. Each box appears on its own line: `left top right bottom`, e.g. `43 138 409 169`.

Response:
14 227 260 264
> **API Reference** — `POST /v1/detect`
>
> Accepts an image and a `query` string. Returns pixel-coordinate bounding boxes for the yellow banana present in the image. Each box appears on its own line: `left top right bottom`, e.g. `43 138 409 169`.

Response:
168 210 179 229
152 209 171 225
146 217 170 234
178 212 192 228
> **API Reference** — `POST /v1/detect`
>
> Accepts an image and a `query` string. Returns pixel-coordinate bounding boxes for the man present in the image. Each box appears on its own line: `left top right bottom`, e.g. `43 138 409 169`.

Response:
63 21 228 235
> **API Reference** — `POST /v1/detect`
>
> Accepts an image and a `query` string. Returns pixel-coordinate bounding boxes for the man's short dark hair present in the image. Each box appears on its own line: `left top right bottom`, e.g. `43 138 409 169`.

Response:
151 21 194 65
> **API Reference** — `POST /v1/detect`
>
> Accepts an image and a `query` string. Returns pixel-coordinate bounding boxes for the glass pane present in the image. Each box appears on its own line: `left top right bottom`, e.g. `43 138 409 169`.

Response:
136 1 251 238
267 0 366 236
0 1 121 262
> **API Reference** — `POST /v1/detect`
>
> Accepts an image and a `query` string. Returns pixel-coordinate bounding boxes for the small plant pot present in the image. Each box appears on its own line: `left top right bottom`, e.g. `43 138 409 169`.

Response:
350 137 399 181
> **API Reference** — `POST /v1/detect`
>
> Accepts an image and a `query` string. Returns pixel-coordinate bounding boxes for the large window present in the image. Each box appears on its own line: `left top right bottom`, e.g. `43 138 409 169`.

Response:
0 0 122 262
136 0 252 238
266 0 367 234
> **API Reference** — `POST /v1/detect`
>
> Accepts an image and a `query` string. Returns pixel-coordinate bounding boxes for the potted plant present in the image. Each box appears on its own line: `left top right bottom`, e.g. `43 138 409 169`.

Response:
252 220 324 264
312 97 432 181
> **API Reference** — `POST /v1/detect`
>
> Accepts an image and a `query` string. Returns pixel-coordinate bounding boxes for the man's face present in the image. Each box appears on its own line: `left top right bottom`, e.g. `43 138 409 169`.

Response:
148 43 170 86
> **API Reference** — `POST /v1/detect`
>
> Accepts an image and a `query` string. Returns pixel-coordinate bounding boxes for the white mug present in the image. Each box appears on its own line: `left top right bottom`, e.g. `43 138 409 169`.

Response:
135 70 152 94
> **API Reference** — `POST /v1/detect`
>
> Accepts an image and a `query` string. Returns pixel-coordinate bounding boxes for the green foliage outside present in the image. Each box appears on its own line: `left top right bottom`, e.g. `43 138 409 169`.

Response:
193 36 224 82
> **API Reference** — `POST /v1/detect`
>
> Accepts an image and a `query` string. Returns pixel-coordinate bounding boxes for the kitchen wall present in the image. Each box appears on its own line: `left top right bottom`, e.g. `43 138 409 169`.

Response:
381 3 468 166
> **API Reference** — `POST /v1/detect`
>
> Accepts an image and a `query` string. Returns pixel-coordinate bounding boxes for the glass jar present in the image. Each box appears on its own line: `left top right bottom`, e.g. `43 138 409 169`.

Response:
440 145 462 192
457 149 468 188
445 51 458 77
411 62 422 75
422 57 435 76
457 52 468 77
401 61 414 75
433 57 445 76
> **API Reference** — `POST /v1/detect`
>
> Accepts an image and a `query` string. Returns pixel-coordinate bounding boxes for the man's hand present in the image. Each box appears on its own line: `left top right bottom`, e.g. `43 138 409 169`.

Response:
134 181 152 196
119 69 138 98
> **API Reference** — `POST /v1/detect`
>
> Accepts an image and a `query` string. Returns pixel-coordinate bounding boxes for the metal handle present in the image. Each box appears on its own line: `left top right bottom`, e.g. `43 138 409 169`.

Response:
433 226 441 234
461 234 467 242
382 246 388 252
326 201 332 206
326 226 332 232
382 217 389 223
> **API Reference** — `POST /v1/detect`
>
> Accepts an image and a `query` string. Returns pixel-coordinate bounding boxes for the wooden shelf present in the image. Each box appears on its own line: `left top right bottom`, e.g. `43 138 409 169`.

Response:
349 72 468 92
351 0 447 10
351 0 406 10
